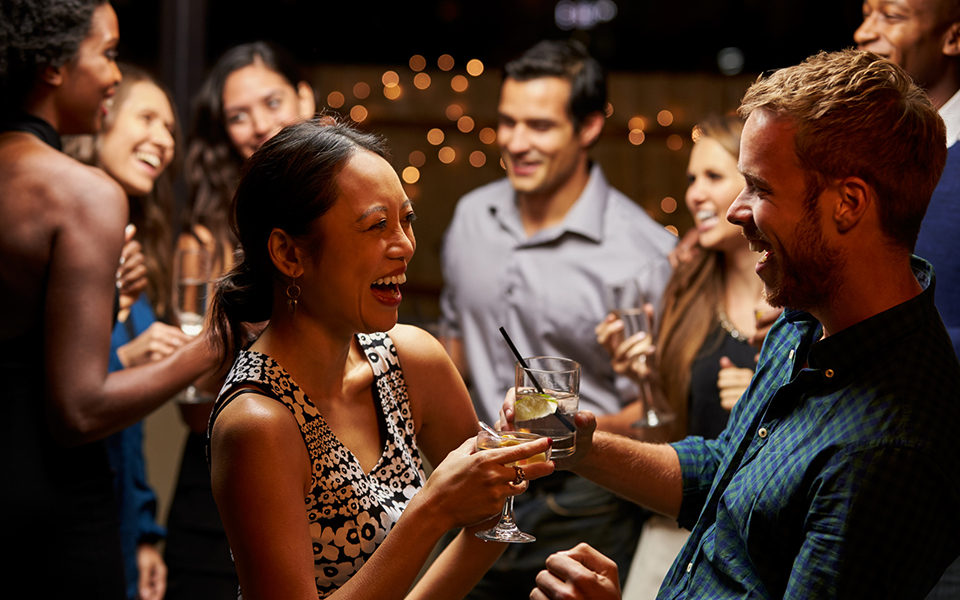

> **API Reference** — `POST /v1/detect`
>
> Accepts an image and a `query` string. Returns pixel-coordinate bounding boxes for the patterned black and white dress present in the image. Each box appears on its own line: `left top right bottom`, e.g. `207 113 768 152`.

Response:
208 332 426 598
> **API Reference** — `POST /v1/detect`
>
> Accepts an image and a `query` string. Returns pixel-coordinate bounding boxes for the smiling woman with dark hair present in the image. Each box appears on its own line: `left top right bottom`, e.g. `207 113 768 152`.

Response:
206 116 554 600
0 2 218 597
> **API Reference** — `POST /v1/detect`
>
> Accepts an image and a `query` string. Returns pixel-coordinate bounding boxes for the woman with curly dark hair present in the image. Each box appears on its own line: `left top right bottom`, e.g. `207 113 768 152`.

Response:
0 2 217 597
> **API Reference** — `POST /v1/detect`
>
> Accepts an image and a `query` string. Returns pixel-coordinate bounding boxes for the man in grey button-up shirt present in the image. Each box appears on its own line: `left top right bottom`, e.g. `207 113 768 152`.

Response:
439 39 675 599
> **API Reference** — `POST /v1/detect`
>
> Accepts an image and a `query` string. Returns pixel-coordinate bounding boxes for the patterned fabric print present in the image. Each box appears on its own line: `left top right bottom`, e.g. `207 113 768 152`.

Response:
215 332 425 598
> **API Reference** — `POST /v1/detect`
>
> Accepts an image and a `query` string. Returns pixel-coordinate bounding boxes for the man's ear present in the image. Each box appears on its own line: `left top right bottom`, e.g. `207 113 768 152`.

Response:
267 228 303 278
942 21 960 57
578 111 605 147
833 177 872 234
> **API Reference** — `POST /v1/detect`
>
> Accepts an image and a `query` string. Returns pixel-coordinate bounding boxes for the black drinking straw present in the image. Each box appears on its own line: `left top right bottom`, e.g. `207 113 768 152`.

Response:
499 327 575 431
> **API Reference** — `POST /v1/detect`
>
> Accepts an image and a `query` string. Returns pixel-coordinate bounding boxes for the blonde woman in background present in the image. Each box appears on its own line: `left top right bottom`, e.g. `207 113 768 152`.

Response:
596 115 774 599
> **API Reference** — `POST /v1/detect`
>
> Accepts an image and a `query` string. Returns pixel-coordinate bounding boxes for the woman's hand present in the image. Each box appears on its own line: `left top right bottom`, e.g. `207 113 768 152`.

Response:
117 224 148 313
416 436 554 531
116 322 193 368
717 357 754 411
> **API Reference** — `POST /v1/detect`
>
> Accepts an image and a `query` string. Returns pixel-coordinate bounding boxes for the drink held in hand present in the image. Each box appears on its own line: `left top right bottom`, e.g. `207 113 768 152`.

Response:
514 357 580 458
475 429 548 543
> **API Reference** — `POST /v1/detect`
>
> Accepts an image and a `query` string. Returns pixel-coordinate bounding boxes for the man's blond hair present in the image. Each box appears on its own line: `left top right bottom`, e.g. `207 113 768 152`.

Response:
740 49 946 250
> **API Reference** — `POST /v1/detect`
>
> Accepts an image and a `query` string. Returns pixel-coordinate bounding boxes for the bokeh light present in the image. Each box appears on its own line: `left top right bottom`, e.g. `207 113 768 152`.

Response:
414 73 431 90
438 146 456 163
353 82 370 99
479 127 497 144
605 102 614 117
445 104 463 121
383 85 402 100
402 166 420 184
451 75 469 92
665 225 679 236
326 91 345 109
382 70 400 87
469 150 487 167
457 116 475 133
628 130 645 145
438 54 455 71
427 128 445 145
409 54 426 72
409 150 426 168
466 59 484 76
667 134 683 150
628 116 646 131
657 110 674 127
661 197 678 214
350 105 368 123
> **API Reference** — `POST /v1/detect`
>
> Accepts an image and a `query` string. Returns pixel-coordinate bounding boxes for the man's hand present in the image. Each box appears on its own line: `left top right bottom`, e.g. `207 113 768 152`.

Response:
532 543 621 600
552 410 598 472
136 543 167 600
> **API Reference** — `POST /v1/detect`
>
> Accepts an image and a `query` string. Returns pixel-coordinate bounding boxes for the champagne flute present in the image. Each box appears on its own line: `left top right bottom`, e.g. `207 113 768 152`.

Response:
172 246 212 404
604 279 676 429
475 429 550 543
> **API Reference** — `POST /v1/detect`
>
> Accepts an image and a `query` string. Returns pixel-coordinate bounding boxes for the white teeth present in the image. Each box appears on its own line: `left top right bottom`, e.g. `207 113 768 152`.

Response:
696 210 717 221
749 241 763 253
373 273 407 286
136 151 160 168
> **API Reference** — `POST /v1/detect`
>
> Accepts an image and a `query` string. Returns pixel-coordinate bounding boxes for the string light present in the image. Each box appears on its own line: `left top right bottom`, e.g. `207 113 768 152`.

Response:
438 54 455 71
438 146 456 163
353 82 370 99
408 151 426 168
469 150 486 167
457 116 475 133
414 73 431 90
427 128 445 145
402 166 420 184
409 55 426 71
326 91 345 109
479 127 497 144
445 104 463 121
451 75 468 92
350 105 368 122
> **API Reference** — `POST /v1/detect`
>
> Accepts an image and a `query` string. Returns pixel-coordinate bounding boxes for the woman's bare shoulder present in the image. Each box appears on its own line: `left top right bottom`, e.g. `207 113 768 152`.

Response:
388 324 448 366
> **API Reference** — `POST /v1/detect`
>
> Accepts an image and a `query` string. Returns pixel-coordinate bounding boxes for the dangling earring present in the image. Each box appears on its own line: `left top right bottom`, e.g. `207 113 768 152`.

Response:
286 276 301 315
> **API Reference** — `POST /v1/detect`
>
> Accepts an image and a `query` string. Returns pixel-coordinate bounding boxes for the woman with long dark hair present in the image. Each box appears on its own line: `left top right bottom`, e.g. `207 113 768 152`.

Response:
164 42 317 599
64 61 192 600
207 116 552 599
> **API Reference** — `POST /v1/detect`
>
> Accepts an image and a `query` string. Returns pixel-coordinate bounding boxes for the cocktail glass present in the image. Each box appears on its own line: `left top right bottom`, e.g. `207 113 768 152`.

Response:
475 430 550 543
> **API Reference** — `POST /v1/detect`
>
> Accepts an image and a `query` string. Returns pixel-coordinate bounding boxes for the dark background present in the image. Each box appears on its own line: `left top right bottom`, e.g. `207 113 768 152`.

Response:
113 0 865 126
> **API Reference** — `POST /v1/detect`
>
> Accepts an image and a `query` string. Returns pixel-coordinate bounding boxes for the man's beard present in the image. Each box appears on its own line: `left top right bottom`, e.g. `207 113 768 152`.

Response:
764 198 846 312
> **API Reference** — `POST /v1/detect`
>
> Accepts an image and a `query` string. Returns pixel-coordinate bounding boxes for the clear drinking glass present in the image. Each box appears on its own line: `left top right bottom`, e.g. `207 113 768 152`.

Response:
475 430 550 543
604 279 676 429
514 357 580 458
172 246 212 404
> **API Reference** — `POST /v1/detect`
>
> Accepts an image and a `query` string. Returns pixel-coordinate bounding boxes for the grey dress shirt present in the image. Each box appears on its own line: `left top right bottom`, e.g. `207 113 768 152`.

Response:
440 163 675 423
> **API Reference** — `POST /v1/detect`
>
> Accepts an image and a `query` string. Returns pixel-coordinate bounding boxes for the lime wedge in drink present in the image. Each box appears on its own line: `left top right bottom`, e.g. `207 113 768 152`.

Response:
515 393 558 421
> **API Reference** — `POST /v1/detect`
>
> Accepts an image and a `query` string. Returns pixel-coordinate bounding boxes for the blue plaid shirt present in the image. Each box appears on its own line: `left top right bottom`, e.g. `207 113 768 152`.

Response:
660 257 960 599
